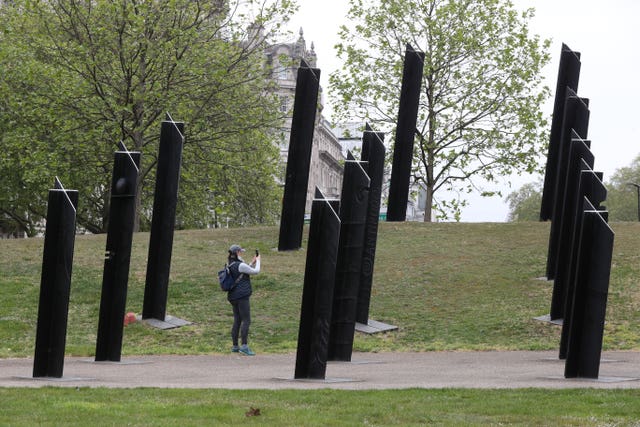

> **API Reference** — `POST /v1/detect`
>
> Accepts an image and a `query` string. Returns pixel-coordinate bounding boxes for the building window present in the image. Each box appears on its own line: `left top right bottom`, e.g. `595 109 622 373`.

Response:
278 66 288 80
279 96 289 113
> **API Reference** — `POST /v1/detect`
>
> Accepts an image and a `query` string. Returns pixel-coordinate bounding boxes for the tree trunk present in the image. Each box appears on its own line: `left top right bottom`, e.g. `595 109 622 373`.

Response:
423 185 433 222
131 125 144 233
102 189 111 233
131 38 147 233
133 173 142 232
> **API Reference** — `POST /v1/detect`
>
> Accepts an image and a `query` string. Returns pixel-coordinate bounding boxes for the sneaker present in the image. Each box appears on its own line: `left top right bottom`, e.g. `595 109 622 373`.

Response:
239 346 255 356
231 346 240 353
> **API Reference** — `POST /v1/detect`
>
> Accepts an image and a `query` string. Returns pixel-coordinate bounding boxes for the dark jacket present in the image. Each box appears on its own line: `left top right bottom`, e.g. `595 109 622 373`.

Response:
227 261 252 301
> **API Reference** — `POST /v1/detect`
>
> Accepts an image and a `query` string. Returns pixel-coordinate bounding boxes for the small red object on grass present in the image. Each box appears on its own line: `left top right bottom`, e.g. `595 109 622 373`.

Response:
124 312 137 326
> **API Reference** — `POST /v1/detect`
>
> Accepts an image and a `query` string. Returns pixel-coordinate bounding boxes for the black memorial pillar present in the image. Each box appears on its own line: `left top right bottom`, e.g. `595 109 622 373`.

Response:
559 168 607 357
328 153 370 361
294 189 341 379
95 146 141 361
278 60 321 250
541 43 581 220
545 92 589 280
33 179 78 378
356 125 386 324
565 199 613 379
387 44 424 222
549 135 594 320
143 117 185 320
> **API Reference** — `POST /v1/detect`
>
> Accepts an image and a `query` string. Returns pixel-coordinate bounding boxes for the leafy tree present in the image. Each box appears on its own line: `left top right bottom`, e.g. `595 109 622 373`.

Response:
505 181 542 222
330 0 550 221
505 155 640 222
0 0 295 234
604 154 640 221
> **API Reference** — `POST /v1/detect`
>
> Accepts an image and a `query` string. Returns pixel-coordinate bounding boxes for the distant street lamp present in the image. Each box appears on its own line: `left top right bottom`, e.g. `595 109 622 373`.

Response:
627 183 640 222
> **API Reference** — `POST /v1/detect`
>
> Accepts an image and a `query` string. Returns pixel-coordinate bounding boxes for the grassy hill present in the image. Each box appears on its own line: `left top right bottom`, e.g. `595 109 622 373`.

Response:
1 221 638 358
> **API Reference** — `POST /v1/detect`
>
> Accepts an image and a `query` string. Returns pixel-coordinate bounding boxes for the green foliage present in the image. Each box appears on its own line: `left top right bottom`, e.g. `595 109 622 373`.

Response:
1 388 640 426
2 222 640 357
604 154 640 221
506 154 640 222
330 0 551 221
505 181 542 221
0 0 295 233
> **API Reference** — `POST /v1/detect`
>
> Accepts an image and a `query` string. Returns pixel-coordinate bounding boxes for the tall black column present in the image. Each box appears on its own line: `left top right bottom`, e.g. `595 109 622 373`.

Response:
549 136 594 320
356 125 386 324
95 148 141 362
387 44 424 222
565 200 613 379
541 43 581 220
328 153 370 361
559 168 607 356
33 179 78 378
545 92 589 280
295 189 341 379
143 118 184 320
278 60 321 250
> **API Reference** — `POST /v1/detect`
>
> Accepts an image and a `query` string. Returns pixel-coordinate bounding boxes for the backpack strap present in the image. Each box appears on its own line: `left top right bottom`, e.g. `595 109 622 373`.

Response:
229 261 243 286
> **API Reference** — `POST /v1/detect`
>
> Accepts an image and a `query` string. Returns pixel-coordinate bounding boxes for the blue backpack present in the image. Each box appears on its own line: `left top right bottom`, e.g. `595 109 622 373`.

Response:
218 262 241 291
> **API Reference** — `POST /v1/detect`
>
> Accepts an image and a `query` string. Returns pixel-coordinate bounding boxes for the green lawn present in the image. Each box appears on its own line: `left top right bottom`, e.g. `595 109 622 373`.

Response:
1 222 639 357
1 388 639 426
2 222 640 425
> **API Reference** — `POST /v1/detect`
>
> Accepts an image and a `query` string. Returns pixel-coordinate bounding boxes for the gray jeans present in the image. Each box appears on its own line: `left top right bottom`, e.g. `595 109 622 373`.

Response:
230 297 251 346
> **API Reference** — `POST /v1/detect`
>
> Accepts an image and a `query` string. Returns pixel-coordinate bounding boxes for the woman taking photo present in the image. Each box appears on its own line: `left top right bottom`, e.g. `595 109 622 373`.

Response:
226 244 260 356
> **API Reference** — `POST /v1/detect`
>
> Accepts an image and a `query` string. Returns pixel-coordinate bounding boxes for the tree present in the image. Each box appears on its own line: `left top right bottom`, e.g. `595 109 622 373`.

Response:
505 155 640 222
505 181 542 222
330 0 550 221
604 154 640 221
0 0 295 234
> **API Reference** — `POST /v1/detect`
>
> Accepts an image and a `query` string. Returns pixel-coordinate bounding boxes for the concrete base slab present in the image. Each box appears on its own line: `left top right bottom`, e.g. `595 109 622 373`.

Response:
328 359 386 365
14 375 96 383
545 375 640 383
274 377 362 384
540 357 621 363
140 314 192 330
534 314 563 326
82 359 153 365
355 319 398 334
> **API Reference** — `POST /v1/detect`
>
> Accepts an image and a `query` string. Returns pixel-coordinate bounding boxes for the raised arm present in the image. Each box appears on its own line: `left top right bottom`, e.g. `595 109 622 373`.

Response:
239 258 260 275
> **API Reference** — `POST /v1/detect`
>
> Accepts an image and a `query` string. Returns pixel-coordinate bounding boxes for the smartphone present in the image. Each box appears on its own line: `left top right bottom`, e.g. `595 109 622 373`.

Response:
255 249 259 257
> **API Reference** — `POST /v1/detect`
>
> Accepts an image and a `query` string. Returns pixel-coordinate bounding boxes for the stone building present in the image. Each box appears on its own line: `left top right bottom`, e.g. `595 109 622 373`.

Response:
265 28 344 212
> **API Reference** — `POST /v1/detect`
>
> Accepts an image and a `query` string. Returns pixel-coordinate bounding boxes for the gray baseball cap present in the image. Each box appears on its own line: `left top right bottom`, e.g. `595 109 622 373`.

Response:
229 244 245 253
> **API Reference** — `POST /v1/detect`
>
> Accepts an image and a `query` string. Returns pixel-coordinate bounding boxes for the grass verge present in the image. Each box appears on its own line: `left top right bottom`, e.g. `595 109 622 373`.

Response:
1 387 640 426
0 222 639 357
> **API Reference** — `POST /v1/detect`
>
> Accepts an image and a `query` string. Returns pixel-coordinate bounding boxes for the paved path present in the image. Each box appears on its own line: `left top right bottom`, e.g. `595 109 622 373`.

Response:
2 351 640 389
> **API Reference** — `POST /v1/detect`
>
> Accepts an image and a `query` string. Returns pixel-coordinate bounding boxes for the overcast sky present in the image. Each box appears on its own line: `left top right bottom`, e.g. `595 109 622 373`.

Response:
283 0 640 221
